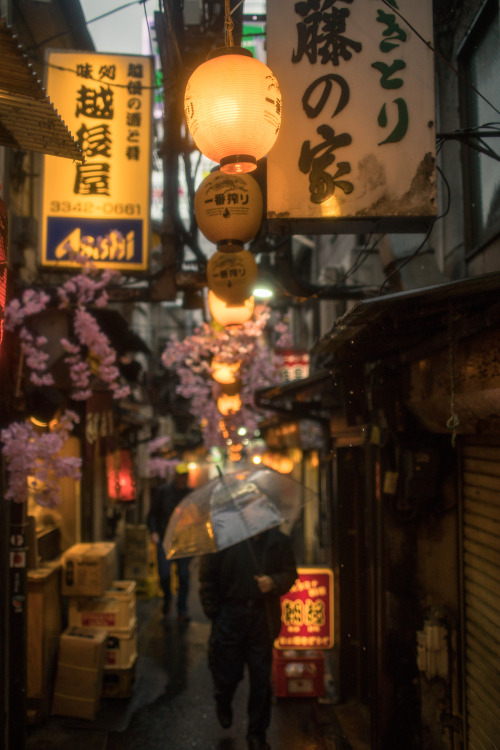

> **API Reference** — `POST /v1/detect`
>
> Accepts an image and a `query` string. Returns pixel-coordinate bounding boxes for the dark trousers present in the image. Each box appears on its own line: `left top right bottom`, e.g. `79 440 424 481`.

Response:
209 601 274 742
155 541 191 615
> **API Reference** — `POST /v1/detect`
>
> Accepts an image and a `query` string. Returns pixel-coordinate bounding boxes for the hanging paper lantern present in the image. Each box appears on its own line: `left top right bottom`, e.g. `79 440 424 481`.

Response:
207 245 258 305
208 290 254 327
195 171 263 245
217 392 242 416
211 357 241 385
107 450 136 502
184 47 282 174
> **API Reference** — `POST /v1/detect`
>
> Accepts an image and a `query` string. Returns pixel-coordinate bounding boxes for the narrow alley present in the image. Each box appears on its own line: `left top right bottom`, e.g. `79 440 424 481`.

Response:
26 561 365 750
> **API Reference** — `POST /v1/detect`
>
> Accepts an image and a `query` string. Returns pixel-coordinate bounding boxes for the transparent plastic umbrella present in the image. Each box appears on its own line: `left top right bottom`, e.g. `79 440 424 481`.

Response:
163 467 315 559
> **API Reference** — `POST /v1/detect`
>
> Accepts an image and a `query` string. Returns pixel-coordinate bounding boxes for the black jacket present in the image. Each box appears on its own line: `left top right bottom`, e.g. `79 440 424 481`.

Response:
199 528 298 636
147 481 189 539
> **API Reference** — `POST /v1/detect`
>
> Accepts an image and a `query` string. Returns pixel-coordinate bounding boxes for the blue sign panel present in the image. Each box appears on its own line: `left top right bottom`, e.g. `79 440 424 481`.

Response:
45 217 145 269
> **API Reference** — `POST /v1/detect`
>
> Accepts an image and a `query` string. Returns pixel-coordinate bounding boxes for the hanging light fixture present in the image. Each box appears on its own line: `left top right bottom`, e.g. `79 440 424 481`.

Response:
208 290 254 327
211 356 241 385
184 1 282 174
217 392 242 416
207 244 258 305
195 170 263 245
107 450 136 503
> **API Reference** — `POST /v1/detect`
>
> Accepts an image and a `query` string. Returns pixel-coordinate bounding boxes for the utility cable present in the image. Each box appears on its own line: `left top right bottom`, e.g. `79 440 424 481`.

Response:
380 0 500 118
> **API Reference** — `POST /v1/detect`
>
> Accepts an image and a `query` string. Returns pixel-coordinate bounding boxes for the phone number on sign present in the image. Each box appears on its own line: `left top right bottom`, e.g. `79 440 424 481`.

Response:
49 201 142 216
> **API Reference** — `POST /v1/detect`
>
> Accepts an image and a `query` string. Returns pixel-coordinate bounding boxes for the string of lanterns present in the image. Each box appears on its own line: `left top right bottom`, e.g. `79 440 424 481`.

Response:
184 0 283 451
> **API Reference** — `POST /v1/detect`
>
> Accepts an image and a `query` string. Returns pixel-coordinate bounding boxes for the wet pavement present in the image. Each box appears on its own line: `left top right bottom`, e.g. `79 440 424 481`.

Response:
26 561 360 750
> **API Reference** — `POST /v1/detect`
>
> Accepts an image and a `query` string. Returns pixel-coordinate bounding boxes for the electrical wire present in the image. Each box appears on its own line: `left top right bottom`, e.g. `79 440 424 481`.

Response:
377 165 451 295
380 0 500 118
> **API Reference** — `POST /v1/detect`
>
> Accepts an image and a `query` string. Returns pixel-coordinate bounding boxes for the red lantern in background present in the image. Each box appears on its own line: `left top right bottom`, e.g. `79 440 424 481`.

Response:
107 450 136 502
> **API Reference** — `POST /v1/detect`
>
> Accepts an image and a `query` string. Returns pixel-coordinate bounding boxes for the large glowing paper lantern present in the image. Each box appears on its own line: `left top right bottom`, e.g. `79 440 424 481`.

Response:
184 47 282 174
208 290 254 327
195 170 263 245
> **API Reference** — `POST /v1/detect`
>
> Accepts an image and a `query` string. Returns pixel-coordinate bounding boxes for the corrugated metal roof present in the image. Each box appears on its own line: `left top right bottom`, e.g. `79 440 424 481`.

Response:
313 272 500 365
0 19 83 161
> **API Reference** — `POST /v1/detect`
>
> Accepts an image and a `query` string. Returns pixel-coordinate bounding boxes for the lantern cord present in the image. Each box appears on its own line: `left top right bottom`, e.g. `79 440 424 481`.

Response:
224 0 234 47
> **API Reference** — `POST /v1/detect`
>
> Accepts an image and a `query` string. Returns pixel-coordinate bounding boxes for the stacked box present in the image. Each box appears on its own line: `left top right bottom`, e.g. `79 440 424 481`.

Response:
68 580 136 631
65 578 138 697
105 624 137 668
61 542 117 597
101 656 137 699
52 627 107 720
123 525 156 580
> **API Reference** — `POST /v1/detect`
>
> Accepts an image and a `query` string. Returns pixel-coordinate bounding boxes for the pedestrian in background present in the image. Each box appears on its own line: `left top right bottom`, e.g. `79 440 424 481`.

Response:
199 527 298 750
147 463 192 622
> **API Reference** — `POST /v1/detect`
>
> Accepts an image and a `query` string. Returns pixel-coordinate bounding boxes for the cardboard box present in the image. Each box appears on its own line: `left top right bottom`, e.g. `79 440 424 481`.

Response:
68 580 136 630
105 624 137 669
102 656 137 699
52 627 107 720
61 542 117 597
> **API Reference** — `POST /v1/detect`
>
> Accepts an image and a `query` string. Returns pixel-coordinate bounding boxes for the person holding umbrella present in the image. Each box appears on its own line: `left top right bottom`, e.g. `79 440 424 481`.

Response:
199 526 298 750
147 462 192 621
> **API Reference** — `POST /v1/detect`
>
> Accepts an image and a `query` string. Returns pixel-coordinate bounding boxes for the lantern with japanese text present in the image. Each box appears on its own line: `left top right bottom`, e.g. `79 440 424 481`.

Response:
208 290 254 327
184 47 282 174
207 245 258 305
195 171 263 245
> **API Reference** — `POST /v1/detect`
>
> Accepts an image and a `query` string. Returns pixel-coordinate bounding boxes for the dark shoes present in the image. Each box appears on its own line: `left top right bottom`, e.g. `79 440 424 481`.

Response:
215 699 233 729
247 738 270 750
177 613 191 623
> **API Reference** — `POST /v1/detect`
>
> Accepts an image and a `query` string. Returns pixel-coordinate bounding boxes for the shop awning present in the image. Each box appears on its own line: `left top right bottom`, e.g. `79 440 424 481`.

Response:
313 272 500 366
0 20 83 161
255 370 342 422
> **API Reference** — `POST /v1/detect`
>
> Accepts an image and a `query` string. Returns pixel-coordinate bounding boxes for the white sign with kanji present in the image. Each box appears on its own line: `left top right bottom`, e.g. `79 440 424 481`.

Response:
267 0 436 232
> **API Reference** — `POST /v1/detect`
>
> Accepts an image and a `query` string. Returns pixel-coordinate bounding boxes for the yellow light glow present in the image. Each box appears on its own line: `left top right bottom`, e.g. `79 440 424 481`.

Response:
208 290 254 327
212 357 241 385
217 393 242 416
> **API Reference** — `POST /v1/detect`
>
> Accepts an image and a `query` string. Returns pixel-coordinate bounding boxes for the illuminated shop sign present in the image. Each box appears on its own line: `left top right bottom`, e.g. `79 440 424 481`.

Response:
276 567 334 650
41 51 153 271
267 0 436 232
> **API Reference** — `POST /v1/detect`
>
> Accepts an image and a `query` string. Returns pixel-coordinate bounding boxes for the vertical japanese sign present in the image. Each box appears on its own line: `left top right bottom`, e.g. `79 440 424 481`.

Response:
267 0 436 231
276 567 334 649
41 51 153 271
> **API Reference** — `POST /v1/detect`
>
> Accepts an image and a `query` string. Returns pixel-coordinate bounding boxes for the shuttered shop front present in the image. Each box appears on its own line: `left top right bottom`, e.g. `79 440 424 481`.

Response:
462 439 500 748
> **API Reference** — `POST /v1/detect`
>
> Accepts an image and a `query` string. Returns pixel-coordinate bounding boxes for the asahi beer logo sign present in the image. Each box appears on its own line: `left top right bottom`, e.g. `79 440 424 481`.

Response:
41 51 153 271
